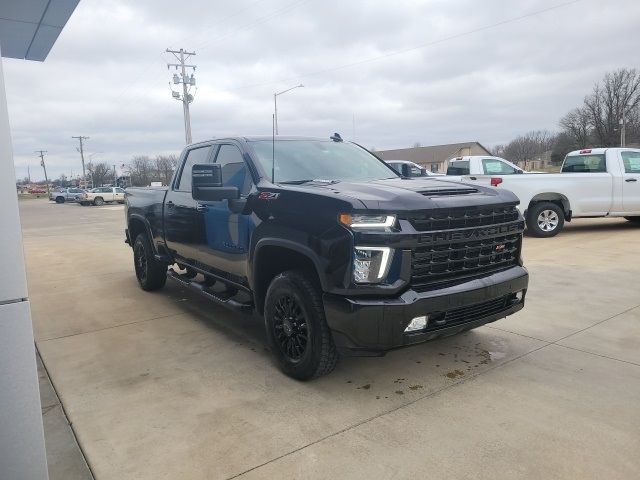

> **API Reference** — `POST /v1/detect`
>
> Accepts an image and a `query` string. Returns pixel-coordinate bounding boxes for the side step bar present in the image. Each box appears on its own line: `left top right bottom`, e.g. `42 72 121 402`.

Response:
167 270 253 311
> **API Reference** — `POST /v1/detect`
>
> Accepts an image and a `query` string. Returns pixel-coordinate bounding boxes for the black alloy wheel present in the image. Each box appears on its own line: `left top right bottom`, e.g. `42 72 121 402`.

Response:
264 270 338 380
133 233 167 291
272 294 308 362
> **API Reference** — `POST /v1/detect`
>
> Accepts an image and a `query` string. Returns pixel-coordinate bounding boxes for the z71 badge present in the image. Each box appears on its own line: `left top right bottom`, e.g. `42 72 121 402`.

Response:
258 191 280 201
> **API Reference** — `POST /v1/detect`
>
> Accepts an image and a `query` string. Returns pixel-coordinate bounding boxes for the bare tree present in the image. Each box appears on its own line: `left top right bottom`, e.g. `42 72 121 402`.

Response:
128 156 155 186
583 68 640 146
502 130 555 166
559 106 591 148
154 154 179 186
412 142 422 148
86 161 111 187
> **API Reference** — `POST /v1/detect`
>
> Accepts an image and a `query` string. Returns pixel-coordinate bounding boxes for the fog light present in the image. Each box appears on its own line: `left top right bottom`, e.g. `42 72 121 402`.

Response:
405 315 428 333
515 290 524 302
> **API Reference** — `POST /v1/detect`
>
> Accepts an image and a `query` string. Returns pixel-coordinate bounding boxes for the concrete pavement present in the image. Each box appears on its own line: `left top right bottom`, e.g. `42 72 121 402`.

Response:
20 198 640 479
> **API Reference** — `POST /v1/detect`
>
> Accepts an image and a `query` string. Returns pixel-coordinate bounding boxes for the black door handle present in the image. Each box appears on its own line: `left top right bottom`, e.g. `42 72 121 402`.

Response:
625 178 638 182
469 176 477 180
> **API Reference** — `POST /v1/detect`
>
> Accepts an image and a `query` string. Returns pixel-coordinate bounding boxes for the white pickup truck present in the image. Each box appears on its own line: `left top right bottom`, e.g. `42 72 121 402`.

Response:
446 155 526 180
457 148 640 237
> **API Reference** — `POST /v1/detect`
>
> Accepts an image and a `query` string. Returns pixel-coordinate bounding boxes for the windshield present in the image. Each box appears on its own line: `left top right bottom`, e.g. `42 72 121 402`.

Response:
250 140 398 183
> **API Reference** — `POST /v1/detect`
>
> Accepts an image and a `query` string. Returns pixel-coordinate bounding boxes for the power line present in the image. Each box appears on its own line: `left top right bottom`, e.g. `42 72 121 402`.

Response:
221 0 583 93
194 0 311 52
167 48 197 144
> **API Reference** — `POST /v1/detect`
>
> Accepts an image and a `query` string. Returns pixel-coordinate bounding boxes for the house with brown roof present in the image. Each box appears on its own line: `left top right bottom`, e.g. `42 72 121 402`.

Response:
376 142 492 173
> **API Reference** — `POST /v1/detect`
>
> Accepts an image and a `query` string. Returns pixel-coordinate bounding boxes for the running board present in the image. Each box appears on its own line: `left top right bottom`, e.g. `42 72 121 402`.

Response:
166 270 253 311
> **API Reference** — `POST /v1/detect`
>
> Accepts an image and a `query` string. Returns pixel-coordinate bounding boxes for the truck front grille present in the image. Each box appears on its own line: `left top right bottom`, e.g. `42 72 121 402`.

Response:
409 205 519 231
407 205 523 292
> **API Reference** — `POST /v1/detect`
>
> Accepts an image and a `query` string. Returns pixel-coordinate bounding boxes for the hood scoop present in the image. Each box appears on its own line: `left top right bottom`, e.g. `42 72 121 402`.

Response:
418 187 479 197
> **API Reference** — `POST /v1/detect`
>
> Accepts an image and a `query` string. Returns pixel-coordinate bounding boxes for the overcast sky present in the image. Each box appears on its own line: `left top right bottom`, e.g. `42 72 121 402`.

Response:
5 0 639 181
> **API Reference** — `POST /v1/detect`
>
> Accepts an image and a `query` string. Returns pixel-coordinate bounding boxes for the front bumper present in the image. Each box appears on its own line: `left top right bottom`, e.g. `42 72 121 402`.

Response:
323 266 528 356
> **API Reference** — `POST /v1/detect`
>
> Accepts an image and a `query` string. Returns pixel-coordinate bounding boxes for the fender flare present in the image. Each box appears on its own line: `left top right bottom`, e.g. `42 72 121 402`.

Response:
252 238 328 291
127 214 158 255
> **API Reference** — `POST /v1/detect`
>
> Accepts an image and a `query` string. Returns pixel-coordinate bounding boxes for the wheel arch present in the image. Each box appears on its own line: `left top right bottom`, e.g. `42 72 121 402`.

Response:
252 239 325 315
127 215 158 254
528 193 571 219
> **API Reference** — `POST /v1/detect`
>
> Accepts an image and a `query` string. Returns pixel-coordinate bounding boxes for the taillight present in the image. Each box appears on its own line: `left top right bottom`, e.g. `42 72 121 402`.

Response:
490 177 503 187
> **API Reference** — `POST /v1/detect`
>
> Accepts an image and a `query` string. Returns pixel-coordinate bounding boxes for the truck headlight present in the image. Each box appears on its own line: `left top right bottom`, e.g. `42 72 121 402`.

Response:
339 214 396 231
353 246 393 283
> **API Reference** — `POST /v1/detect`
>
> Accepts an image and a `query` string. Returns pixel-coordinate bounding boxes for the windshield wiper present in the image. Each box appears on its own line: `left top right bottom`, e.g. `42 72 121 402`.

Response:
279 179 341 185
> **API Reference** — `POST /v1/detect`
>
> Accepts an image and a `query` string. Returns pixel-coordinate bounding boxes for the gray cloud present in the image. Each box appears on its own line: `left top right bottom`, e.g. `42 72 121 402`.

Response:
5 0 639 180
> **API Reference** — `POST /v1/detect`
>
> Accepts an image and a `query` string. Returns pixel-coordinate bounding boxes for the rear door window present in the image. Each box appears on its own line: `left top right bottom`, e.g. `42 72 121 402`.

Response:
447 161 469 175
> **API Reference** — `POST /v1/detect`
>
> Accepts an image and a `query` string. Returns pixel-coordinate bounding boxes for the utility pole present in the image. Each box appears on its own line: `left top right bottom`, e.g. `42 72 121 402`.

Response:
167 48 196 144
35 150 50 197
620 110 626 147
113 164 117 187
72 135 89 186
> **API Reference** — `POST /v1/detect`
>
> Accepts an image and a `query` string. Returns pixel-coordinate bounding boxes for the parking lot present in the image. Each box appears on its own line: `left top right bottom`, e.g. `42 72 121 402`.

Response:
21 198 640 479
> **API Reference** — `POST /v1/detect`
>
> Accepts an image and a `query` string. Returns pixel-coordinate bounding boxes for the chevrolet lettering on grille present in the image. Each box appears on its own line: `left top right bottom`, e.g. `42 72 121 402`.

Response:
419 222 522 244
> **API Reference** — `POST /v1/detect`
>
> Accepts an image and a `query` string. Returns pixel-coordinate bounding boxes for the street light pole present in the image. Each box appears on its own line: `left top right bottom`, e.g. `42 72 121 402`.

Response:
274 84 304 135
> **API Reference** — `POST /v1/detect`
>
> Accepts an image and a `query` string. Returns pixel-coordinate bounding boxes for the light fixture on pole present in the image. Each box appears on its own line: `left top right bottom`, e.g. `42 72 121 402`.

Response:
274 84 304 135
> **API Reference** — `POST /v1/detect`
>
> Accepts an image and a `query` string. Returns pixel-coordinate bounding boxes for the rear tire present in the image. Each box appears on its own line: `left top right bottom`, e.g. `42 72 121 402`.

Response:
526 202 565 237
624 216 640 224
94 197 104 206
133 233 167 291
264 270 338 380
55 197 64 204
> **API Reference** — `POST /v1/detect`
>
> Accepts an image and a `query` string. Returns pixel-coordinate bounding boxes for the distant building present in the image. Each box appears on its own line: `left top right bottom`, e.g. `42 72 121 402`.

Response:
375 141 492 172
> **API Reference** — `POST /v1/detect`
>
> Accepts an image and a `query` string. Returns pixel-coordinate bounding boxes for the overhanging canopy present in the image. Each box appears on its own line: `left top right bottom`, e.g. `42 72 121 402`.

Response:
0 0 80 61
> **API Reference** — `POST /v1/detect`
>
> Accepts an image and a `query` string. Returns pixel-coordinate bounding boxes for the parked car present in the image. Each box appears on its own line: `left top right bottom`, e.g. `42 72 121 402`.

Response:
49 187 85 203
385 160 443 177
79 186 126 206
125 135 528 380
458 148 640 237
28 187 47 194
445 156 526 181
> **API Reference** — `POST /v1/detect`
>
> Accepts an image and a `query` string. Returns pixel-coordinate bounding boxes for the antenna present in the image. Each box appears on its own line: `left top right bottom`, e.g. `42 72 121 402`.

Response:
272 113 276 183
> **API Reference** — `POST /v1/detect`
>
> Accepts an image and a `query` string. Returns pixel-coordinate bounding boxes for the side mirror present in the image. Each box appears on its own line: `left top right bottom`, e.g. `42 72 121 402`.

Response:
516 169 524 174
191 164 239 201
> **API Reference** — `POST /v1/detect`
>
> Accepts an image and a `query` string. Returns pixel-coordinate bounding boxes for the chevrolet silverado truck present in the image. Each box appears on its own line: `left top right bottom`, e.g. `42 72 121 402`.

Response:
459 148 640 237
125 135 528 379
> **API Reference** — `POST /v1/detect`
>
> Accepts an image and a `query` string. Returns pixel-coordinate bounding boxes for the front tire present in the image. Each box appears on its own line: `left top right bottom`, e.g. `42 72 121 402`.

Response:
527 202 565 237
93 197 104 206
55 197 65 204
264 270 338 380
133 233 167 291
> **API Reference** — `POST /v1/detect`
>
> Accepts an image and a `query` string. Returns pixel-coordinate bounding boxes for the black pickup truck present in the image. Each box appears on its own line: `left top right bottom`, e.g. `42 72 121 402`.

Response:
125 135 528 379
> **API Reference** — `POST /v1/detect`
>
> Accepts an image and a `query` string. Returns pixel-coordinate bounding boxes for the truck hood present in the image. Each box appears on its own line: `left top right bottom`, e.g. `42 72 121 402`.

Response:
285 177 518 210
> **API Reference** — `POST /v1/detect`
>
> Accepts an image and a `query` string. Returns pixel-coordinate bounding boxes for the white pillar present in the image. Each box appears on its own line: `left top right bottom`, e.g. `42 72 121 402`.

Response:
0 45 49 480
